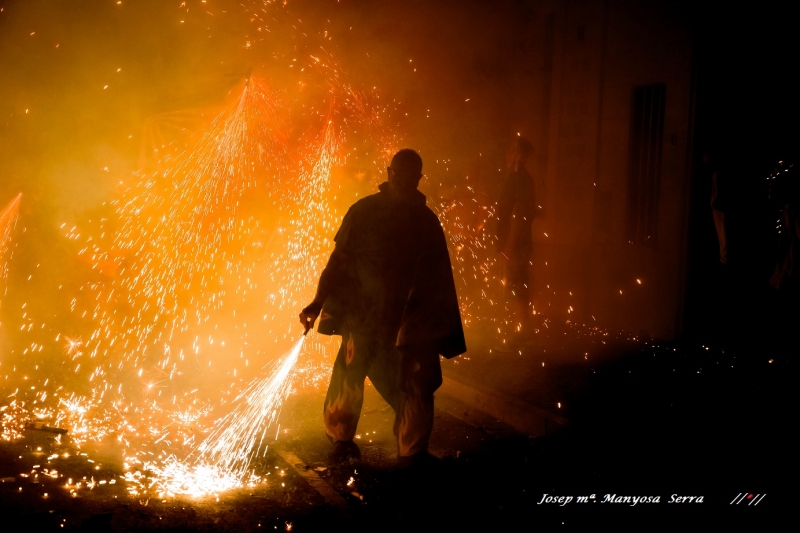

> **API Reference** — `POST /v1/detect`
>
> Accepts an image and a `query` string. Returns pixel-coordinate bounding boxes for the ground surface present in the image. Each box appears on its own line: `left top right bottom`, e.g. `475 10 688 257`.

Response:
1 323 797 530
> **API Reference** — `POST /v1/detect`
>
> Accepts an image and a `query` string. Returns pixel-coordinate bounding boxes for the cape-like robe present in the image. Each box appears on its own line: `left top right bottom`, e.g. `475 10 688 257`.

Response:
317 182 466 358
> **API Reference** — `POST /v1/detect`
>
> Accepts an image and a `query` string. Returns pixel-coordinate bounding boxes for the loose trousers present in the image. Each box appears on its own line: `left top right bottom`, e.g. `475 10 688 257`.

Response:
323 329 442 457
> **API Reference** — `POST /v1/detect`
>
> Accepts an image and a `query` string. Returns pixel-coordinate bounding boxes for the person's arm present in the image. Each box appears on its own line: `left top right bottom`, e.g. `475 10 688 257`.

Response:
299 248 348 334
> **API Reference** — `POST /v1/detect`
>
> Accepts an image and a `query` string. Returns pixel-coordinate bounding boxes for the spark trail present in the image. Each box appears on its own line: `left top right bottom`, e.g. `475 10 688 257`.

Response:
0 193 21 283
139 337 305 498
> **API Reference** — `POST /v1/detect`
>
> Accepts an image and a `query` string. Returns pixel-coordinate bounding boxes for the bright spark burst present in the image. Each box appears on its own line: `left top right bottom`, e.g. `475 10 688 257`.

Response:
63 336 83 356
140 337 304 497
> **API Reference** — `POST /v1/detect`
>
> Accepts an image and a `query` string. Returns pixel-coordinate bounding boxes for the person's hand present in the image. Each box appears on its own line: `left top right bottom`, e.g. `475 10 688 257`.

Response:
299 302 322 335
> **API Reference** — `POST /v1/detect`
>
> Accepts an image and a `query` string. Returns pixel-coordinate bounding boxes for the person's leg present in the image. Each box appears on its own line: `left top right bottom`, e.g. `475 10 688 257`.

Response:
394 346 442 458
323 330 371 442
365 338 402 414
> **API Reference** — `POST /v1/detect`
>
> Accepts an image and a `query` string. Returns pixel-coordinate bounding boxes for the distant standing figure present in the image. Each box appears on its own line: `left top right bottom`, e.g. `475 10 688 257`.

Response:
707 153 728 264
495 136 536 342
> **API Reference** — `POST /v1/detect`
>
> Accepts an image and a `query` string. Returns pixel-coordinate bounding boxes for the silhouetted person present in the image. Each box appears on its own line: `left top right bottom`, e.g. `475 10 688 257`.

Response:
707 153 729 264
495 136 536 345
299 149 466 465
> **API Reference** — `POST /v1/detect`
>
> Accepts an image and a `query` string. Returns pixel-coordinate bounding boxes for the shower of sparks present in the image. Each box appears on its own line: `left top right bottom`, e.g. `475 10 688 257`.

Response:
0 55 396 496
138 337 305 498
270 115 339 313
0 193 21 284
80 76 288 388
0 0 581 503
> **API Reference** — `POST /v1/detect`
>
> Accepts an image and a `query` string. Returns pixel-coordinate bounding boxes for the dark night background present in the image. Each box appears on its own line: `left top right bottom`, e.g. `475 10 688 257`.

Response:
685 2 799 343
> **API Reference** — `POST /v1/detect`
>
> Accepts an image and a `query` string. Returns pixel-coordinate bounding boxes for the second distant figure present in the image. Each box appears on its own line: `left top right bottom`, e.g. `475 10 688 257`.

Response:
495 136 537 345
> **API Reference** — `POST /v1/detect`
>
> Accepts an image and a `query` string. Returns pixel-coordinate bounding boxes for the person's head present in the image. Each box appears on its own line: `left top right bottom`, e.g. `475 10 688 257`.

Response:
388 149 423 192
506 136 534 173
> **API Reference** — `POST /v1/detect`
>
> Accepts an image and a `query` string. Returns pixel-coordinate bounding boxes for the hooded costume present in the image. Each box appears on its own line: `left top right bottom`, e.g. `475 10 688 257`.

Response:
316 182 465 457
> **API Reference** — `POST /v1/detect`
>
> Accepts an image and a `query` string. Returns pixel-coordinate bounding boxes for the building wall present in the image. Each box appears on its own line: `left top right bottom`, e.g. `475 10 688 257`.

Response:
526 0 693 339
